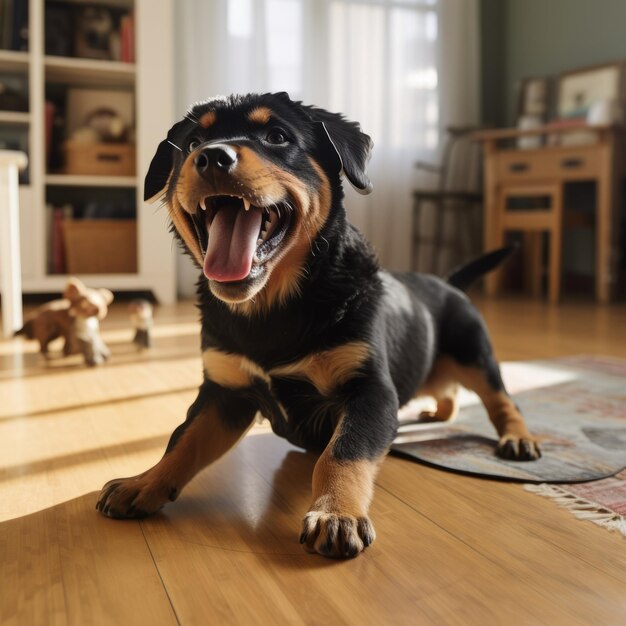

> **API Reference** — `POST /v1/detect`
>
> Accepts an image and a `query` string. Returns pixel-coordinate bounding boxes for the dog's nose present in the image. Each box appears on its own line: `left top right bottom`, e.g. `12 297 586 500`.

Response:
194 144 237 174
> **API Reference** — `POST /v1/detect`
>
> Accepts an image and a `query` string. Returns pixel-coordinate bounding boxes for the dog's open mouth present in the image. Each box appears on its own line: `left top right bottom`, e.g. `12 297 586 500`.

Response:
190 195 292 283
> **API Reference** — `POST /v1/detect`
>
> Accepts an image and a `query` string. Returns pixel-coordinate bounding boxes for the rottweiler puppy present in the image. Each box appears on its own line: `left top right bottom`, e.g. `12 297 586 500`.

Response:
97 92 540 558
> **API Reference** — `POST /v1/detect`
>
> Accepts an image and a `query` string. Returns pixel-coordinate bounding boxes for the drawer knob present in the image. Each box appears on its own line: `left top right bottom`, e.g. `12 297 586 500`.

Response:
561 158 583 169
509 162 529 173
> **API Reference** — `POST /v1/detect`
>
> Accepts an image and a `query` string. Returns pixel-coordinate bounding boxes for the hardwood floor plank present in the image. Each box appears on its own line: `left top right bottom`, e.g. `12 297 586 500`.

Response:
377 459 626 625
0 494 178 626
140 434 579 625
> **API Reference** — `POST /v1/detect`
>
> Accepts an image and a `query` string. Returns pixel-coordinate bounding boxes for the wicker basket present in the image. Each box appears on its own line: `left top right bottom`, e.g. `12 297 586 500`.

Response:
62 220 137 274
63 141 136 176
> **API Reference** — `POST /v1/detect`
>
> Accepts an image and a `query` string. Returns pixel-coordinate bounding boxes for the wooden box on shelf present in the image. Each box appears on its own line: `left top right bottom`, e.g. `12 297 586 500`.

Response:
63 141 136 176
62 219 137 274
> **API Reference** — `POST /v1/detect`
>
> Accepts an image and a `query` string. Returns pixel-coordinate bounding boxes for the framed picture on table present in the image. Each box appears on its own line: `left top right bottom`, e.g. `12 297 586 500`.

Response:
516 77 553 148
517 76 553 121
557 61 626 120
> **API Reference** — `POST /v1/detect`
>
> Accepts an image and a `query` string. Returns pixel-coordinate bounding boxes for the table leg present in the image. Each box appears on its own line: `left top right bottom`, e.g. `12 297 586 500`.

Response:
523 231 543 297
596 134 621 304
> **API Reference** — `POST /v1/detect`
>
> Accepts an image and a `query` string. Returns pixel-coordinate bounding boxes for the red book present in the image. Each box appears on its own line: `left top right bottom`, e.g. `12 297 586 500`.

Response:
45 101 55 168
120 15 128 62
127 13 134 63
52 207 65 274
120 14 134 63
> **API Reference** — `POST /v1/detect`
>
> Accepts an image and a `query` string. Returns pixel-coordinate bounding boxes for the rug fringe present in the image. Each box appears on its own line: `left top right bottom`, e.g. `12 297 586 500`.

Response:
525 484 626 538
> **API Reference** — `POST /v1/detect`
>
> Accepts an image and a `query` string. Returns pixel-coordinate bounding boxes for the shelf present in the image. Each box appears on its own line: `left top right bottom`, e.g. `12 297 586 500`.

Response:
0 49 30 72
45 56 136 87
45 174 138 188
24 274 143 294
0 110 30 124
58 0 134 7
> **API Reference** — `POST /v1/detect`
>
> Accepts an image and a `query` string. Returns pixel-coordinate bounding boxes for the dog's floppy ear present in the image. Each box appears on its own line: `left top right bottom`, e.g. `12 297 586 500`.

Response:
308 107 373 194
64 277 87 301
144 118 191 203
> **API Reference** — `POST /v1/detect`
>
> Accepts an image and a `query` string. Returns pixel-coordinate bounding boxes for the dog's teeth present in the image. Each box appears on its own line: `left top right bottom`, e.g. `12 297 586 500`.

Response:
199 198 207 211
243 198 251 211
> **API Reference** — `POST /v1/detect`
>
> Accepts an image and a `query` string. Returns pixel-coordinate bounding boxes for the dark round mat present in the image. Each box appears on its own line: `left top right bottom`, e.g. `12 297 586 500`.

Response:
391 357 626 484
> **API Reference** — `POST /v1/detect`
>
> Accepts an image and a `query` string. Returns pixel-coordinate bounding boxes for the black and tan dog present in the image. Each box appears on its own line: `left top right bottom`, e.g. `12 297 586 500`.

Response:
97 93 540 558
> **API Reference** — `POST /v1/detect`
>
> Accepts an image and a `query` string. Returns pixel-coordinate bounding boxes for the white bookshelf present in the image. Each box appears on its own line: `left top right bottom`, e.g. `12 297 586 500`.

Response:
0 0 176 303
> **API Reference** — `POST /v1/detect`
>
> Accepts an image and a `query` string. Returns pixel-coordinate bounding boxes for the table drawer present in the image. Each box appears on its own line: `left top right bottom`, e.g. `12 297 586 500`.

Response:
496 149 600 182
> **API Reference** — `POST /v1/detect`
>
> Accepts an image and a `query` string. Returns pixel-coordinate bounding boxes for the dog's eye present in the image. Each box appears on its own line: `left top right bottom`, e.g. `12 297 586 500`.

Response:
265 129 288 145
188 139 201 152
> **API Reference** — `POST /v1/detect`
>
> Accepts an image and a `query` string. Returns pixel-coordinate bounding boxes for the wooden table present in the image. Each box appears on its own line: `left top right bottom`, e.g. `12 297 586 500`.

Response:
474 124 624 303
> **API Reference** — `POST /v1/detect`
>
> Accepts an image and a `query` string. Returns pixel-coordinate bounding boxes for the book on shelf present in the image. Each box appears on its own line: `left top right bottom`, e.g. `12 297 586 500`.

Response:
0 0 28 51
45 101 55 167
120 13 134 63
49 204 73 275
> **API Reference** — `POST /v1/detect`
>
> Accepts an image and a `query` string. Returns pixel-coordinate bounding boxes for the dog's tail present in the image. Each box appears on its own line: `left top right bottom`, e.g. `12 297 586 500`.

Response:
14 319 33 339
446 245 518 292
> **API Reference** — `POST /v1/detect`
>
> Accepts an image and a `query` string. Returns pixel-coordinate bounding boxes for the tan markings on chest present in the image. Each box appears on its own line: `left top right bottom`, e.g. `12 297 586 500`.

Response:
202 348 269 389
270 342 369 396
202 341 369 396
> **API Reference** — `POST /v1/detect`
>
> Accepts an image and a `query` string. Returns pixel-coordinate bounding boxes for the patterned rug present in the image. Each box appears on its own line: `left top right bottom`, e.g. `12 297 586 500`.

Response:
391 356 626 534
392 356 626 483
525 471 626 537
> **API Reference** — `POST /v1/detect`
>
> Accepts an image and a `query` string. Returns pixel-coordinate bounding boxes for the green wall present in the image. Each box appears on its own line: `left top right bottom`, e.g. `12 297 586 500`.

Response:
482 0 626 125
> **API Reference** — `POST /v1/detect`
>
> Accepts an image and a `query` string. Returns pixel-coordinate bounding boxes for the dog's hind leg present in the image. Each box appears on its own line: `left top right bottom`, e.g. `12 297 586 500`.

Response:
426 386 459 422
437 352 541 461
96 382 257 518
457 364 540 460
438 295 541 460
456 362 541 460
415 360 460 423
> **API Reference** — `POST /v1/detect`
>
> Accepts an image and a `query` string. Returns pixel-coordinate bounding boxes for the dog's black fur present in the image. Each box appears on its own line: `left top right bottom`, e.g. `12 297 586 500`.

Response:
97 93 540 558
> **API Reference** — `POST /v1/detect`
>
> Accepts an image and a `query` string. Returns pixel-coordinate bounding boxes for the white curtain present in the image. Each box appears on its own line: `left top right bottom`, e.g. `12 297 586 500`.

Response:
174 0 480 296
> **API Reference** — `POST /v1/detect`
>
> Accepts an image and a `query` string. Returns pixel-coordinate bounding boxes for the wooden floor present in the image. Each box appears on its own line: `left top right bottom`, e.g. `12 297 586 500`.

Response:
1 296 625 625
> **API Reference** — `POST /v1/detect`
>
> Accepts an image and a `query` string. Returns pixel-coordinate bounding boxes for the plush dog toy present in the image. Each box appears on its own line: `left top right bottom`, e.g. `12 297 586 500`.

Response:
16 277 113 366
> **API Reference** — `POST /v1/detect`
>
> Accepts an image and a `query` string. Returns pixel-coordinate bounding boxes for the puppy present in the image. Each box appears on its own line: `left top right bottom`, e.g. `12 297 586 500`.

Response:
97 93 540 558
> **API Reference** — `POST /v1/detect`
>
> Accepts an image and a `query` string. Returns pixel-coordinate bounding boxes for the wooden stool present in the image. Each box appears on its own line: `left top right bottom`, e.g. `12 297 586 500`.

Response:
485 183 563 303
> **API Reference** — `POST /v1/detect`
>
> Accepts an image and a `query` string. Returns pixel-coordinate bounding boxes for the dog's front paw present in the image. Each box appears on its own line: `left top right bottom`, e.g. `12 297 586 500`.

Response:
496 436 541 461
96 476 178 519
299 511 376 558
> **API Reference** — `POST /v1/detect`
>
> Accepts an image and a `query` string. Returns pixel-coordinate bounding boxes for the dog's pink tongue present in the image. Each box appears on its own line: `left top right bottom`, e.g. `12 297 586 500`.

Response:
203 205 262 282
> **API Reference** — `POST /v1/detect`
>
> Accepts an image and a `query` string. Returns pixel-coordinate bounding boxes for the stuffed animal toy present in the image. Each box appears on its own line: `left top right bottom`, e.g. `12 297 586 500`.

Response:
128 299 153 349
15 277 113 366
